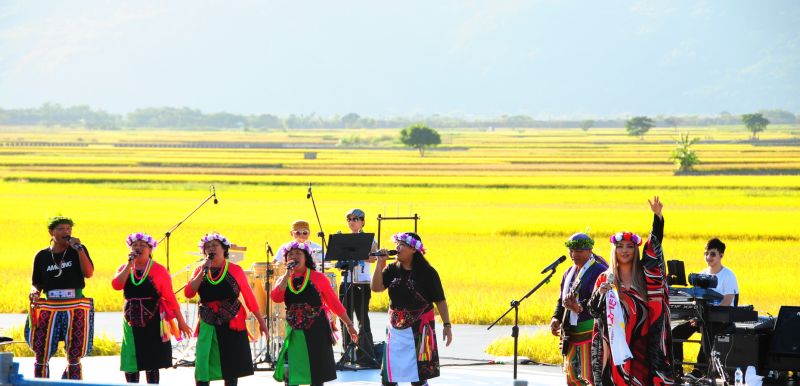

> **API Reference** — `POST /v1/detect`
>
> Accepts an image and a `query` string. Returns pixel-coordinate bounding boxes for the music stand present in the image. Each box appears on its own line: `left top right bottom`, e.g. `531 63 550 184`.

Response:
327 233 378 370
667 260 688 286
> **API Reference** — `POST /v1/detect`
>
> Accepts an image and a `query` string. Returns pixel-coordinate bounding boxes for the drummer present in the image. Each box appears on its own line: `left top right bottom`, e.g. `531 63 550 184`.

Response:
273 220 324 272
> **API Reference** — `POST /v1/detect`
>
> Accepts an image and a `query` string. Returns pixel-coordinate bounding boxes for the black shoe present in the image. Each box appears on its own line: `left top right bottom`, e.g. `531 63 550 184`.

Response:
684 369 703 383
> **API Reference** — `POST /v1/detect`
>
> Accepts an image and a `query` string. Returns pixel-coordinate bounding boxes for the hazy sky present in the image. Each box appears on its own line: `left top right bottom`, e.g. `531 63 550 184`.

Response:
1 1 798 117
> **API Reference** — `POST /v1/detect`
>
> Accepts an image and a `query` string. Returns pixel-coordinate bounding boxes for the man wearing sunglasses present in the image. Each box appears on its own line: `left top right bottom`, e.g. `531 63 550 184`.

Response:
672 238 739 381
273 220 324 271
336 208 378 367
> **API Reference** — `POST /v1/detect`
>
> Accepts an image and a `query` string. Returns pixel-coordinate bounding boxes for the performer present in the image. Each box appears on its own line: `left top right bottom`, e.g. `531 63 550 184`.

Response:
336 208 378 366
551 233 608 386
274 220 324 271
371 232 452 386
588 197 674 385
27 216 95 379
185 233 268 386
112 232 193 384
270 241 359 386
671 238 739 380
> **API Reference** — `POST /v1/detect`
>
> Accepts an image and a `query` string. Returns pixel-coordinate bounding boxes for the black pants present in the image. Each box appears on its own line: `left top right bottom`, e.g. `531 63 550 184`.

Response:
339 282 376 364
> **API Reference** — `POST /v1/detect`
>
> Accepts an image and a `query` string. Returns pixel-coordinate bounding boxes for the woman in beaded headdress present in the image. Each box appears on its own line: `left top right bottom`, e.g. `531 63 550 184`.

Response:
270 241 358 386
371 232 452 386
587 197 675 385
112 232 193 384
185 233 268 386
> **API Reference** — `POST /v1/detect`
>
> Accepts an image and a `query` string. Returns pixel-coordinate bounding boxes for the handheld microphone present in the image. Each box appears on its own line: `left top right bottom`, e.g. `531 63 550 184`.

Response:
606 273 616 288
203 252 215 273
540 255 567 274
306 183 312 199
64 236 84 250
211 185 218 204
369 250 398 257
128 250 137 261
287 261 297 270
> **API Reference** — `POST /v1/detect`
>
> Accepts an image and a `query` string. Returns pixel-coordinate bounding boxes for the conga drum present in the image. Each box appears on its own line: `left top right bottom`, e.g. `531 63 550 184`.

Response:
267 262 286 339
251 262 272 316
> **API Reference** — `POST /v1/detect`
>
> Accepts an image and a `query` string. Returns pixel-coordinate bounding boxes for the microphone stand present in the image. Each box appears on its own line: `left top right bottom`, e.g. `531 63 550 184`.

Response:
488 267 558 380
159 185 218 272
306 183 328 273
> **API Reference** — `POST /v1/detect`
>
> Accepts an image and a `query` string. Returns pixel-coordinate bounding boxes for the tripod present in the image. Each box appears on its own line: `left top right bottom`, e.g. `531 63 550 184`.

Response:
488 267 559 380
336 265 378 370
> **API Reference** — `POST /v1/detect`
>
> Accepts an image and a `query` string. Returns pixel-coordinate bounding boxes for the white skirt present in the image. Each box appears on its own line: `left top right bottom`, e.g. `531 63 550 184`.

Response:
385 325 419 382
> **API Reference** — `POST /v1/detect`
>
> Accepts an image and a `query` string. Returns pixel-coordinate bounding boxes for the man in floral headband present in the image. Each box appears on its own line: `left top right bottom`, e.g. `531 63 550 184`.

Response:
28 215 95 379
550 232 607 386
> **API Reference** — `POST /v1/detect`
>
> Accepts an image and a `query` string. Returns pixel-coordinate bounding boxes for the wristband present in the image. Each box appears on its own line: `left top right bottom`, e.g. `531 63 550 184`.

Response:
443 322 452 328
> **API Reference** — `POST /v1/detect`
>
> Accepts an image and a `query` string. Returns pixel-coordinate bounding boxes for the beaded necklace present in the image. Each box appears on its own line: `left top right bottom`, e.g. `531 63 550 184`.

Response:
206 260 229 285
288 269 310 294
129 258 153 286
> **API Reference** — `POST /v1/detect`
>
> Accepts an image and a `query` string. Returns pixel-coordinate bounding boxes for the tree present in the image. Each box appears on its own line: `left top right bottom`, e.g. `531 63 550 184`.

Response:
664 117 679 131
741 113 769 140
625 116 655 139
580 119 594 132
341 113 360 128
669 132 700 172
400 124 441 157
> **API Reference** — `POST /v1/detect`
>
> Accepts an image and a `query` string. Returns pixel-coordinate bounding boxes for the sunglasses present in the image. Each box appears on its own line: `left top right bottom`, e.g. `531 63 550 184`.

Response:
346 217 363 222
292 230 310 235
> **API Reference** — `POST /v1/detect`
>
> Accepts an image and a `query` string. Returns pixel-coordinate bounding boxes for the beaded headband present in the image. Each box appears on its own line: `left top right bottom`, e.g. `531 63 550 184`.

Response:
609 231 642 246
198 233 232 252
391 232 426 255
126 232 157 249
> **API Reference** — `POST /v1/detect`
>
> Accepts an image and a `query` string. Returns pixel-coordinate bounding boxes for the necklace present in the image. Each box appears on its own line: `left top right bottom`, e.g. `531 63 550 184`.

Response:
205 260 229 285
288 269 310 294
130 258 153 286
49 247 67 278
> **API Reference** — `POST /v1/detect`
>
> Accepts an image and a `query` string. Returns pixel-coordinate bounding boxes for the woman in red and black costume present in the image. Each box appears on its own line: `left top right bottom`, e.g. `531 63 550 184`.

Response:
270 241 358 386
185 233 268 386
588 196 674 386
112 232 192 384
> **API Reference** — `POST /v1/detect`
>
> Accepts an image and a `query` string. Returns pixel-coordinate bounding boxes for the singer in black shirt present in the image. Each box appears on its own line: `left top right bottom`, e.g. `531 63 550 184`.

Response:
27 216 94 380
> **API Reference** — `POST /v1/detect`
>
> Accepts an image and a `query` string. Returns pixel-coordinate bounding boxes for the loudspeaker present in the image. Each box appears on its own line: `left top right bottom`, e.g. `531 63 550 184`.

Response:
770 306 800 357
714 333 769 368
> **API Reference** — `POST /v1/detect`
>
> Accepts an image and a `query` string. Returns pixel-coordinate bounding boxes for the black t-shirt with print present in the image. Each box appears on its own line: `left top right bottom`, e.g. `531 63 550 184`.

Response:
382 262 445 310
31 246 93 292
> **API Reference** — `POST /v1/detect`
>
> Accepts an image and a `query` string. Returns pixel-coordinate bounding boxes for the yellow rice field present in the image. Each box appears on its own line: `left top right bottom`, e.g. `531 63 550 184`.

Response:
0 126 798 328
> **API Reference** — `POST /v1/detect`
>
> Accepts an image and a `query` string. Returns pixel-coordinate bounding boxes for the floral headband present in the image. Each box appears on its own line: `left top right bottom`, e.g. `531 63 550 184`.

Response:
126 232 157 249
282 241 312 254
610 231 642 246
198 233 232 252
391 232 426 255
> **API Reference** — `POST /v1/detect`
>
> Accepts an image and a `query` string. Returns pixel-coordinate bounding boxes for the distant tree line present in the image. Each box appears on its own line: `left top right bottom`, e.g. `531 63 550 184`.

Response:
0 103 797 130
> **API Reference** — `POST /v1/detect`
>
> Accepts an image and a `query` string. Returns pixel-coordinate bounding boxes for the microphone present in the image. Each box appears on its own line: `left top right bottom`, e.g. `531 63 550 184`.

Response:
64 236 84 250
203 252 215 273
287 261 297 270
606 273 616 289
540 255 567 274
128 250 137 261
369 250 398 257
211 185 218 204
306 183 312 199
265 241 274 257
